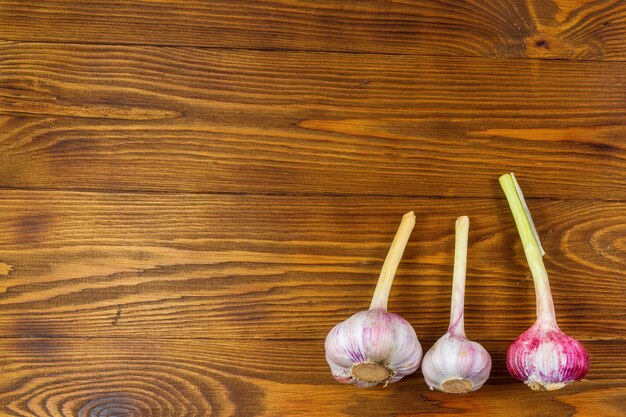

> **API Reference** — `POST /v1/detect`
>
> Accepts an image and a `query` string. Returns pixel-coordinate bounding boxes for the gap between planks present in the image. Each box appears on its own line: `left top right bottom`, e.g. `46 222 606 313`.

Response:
3 39 626 63
1 186 625 203
0 336 624 342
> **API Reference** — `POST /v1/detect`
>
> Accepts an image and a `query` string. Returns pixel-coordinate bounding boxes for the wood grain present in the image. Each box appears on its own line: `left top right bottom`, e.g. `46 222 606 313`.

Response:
1 43 625 198
0 338 624 417
0 1 625 60
1 2 625 415
0 190 623 340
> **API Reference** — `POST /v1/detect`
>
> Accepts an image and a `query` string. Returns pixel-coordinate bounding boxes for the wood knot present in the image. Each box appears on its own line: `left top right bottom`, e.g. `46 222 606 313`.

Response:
524 32 572 59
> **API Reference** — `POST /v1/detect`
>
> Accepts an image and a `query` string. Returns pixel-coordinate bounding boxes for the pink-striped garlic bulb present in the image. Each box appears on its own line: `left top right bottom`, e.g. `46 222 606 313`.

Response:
500 173 589 391
421 216 491 393
325 212 422 388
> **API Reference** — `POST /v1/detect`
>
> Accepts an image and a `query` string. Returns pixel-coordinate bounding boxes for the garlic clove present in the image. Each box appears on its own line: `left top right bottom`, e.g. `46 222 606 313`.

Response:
507 321 590 391
325 308 422 388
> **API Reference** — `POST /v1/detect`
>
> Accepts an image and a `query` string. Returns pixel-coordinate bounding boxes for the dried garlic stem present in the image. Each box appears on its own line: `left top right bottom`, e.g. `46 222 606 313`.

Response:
448 216 469 336
370 211 416 310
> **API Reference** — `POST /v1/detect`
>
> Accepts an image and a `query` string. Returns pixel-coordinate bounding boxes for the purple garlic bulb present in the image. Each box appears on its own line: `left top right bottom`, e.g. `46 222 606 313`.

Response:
507 321 590 391
500 173 589 391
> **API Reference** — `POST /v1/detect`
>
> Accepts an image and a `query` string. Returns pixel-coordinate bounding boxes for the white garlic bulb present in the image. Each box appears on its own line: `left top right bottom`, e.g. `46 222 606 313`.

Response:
326 308 423 388
422 332 492 393
421 216 491 393
325 212 422 388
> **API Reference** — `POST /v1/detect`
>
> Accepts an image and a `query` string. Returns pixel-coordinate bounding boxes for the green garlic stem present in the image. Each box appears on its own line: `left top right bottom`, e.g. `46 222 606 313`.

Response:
448 216 469 336
499 173 556 325
370 211 416 311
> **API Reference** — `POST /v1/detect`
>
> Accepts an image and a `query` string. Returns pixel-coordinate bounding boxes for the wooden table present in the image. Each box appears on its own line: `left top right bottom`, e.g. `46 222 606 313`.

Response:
1 1 625 416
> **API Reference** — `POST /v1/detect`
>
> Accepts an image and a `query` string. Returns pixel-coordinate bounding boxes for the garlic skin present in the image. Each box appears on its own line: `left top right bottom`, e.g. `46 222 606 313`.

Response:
325 308 422 388
421 216 491 393
324 211 422 388
422 333 491 393
507 321 590 391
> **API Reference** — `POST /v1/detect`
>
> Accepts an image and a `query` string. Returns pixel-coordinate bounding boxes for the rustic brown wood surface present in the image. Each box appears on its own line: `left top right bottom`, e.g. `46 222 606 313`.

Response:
1 1 625 416
1 1 626 60
1 43 625 199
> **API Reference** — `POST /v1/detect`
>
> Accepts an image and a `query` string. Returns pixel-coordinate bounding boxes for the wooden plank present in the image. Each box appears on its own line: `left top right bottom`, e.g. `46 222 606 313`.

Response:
0 1 625 60
1 43 625 198
0 191 623 340
1 3 623 415
0 338 624 417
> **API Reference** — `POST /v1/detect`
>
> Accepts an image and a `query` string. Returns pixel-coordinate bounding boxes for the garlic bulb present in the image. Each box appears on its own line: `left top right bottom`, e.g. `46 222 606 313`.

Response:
500 173 590 391
421 216 491 393
325 211 422 388
506 321 590 391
